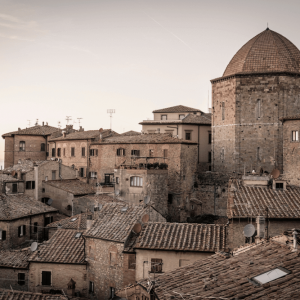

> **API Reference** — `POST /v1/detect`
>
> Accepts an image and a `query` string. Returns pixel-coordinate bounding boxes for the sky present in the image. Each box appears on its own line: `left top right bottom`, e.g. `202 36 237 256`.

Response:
1 0 300 165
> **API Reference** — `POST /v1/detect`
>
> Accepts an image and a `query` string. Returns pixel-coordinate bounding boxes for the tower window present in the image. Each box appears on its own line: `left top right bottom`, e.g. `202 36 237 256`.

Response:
257 99 261 119
221 102 225 121
292 131 299 141
161 115 167 120
257 147 262 161
221 148 225 161
19 141 25 151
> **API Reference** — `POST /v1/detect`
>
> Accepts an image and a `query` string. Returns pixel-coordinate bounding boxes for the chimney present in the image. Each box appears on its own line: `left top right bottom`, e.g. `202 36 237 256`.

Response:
67 279 76 297
79 126 84 132
46 122 48 126
256 216 265 238
63 132 66 138
18 128 21 132
42 122 44 126
87 214 93 230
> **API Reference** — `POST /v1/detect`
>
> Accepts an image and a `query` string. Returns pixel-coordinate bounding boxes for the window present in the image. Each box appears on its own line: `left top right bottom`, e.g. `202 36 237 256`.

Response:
257 99 261 119
90 149 98 156
179 114 185 120
41 143 45 151
33 222 38 233
42 188 45 193
41 271 51 286
81 147 86 157
51 148 55 157
221 148 225 161
80 168 85 177
168 194 173 204
18 273 26 285
105 174 113 183
161 115 167 120
110 252 117 266
128 254 136 269
63 148 66 156
110 287 115 299
149 149 153 157
292 131 299 141
116 148 125 156
12 183 18 193
151 258 162 273
251 267 290 285
208 133 212 144
185 132 191 140
257 147 262 161
57 148 61 157
26 181 35 189
45 216 53 226
131 150 140 156
71 147 75 156
89 172 97 179
130 176 143 187
163 149 168 158
0 230 6 241
18 225 26 237
208 151 212 163
19 141 25 151
116 177 119 184
89 281 94 294
222 102 225 121
276 182 284 189
52 170 56 180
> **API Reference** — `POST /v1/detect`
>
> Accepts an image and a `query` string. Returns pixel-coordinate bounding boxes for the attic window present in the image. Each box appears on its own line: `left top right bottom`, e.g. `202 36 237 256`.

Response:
70 218 77 222
276 182 284 189
75 232 82 238
251 267 290 285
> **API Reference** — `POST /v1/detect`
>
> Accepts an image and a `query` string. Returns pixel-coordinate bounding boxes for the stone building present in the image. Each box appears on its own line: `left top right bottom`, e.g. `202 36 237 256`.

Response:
211 28 300 174
2 123 60 169
48 128 117 180
0 289 73 300
83 202 166 300
125 222 227 281
89 133 198 221
0 173 24 194
4 159 77 202
0 249 31 291
140 105 212 171
0 194 58 250
42 179 95 216
227 176 300 249
28 229 87 297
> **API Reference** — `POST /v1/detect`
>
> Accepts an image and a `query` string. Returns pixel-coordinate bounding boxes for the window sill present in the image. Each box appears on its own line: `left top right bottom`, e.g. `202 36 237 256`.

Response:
130 186 143 188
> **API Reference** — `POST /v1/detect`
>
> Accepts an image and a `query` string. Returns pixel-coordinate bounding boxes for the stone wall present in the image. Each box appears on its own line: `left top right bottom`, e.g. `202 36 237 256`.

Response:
0 268 29 291
212 74 300 174
4 137 14 168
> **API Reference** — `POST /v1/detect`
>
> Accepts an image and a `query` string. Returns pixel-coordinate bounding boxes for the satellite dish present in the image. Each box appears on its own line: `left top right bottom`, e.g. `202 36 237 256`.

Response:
132 223 142 234
243 224 256 237
11 171 16 177
142 214 149 223
30 242 38 252
144 195 150 205
115 189 120 196
47 198 53 206
271 169 280 179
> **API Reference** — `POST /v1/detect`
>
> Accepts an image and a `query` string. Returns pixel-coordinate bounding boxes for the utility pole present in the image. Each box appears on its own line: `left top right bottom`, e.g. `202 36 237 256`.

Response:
107 109 115 130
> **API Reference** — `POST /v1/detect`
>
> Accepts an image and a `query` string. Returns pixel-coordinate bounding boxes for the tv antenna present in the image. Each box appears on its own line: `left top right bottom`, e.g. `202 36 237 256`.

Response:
35 119 39 126
27 120 31 127
107 109 115 130
77 118 83 128
58 121 61 129
66 116 72 125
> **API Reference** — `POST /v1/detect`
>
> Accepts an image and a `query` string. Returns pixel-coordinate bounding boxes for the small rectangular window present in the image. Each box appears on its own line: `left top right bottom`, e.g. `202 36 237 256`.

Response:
63 148 66 156
208 152 212 163
222 102 225 121
52 171 56 180
116 177 119 184
52 148 55 157
82 147 86 157
57 148 61 157
185 132 191 140
161 115 167 120
168 194 173 204
257 99 261 119
292 131 299 141
44 216 53 226
130 176 143 187
117 148 125 156
0 230 6 240
80 168 84 177
89 172 97 179
89 281 94 293
18 273 26 285
26 181 35 189
18 225 26 237
163 149 168 158
151 258 162 273
276 182 284 189
131 150 140 156
90 149 98 156
12 183 18 193
33 222 38 233
71 147 75 156
208 133 212 144
179 114 185 120
41 143 45 151
110 252 117 266
42 271 51 286
19 141 25 151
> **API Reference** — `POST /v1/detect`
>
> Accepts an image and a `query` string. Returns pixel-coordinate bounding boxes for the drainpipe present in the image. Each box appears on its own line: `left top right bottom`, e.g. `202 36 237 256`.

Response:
34 166 38 201
197 125 200 164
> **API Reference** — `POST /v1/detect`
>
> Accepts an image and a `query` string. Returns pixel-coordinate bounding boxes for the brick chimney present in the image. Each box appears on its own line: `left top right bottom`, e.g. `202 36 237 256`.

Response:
256 216 265 238
67 278 76 297
87 214 93 230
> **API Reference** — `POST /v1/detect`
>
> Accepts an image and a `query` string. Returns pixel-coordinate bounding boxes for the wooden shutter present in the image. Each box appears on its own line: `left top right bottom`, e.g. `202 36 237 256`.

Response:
42 271 51 285
32 181 35 189
96 149 98 156
123 149 125 156
89 172 91 178
18 226 21 237
2 231 6 240
23 225 26 236
131 150 134 155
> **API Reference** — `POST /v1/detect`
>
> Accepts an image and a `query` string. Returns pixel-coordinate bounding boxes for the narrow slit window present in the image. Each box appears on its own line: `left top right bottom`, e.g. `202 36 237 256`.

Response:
221 102 225 121
292 131 299 141
257 99 261 119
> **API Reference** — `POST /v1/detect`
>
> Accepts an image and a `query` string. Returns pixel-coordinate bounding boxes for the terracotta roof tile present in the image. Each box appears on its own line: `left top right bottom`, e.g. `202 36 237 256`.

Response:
0 194 57 221
44 179 95 196
120 130 141 136
0 249 30 268
152 105 203 113
0 289 70 300
228 183 300 218
2 125 59 138
49 129 118 141
4 159 49 174
223 29 300 77
133 223 227 252
46 212 92 230
29 229 85 264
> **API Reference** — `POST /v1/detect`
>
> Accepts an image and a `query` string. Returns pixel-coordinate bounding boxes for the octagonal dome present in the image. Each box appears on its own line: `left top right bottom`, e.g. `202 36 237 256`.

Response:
223 28 300 77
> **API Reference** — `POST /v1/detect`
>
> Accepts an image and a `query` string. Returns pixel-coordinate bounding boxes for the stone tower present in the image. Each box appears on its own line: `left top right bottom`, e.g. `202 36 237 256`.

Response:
211 28 300 174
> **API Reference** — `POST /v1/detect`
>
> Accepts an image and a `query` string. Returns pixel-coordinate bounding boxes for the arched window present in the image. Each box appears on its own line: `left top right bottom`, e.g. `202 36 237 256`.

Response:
41 143 45 151
116 148 125 156
130 176 143 187
19 141 25 151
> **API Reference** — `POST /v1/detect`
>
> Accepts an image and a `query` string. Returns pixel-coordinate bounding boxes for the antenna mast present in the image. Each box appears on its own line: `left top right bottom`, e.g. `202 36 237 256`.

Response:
77 118 83 128
66 116 72 125
58 121 61 129
27 120 31 127
107 109 115 130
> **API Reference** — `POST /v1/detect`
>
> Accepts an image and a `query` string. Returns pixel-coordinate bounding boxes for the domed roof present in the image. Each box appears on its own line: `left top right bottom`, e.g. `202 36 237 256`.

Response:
223 28 300 77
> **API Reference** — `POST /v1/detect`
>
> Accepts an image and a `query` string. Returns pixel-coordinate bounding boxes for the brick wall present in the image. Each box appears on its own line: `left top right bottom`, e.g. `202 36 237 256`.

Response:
0 268 29 291
4 137 14 168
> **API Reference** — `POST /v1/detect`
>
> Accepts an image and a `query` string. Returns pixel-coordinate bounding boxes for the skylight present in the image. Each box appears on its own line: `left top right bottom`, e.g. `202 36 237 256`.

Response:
75 232 82 238
70 218 77 222
252 267 290 285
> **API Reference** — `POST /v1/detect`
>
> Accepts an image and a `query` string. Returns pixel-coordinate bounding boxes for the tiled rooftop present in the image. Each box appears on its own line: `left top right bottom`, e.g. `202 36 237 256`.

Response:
44 179 95 195
92 133 197 145
49 129 117 141
280 114 300 122
29 229 85 264
0 194 57 221
228 182 300 218
223 29 300 77
4 159 49 174
153 105 203 113
2 125 59 138
0 290 70 300
136 240 300 300
0 249 30 268
84 203 158 243
47 212 92 230
133 223 227 252
120 130 141 136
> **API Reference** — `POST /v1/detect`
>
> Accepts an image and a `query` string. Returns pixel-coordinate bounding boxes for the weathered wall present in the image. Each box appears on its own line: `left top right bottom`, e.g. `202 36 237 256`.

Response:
0 268 29 291
28 262 87 296
4 137 14 168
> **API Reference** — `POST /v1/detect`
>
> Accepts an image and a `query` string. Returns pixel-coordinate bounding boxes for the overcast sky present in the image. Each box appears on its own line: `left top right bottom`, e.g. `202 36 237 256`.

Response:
1 0 300 164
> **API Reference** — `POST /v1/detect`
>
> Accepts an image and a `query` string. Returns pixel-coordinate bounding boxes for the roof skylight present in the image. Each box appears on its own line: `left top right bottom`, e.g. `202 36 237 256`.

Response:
75 232 82 239
70 218 77 222
252 267 290 285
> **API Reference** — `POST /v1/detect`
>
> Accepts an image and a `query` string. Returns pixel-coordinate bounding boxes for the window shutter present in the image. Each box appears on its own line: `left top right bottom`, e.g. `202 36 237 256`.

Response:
2 231 6 240
123 149 125 156
117 149 120 156
32 181 35 189
23 225 26 236
131 150 134 155
18 226 21 237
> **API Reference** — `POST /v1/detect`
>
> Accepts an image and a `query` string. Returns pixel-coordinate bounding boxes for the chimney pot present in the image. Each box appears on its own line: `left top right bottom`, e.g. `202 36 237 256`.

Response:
42 122 44 126
18 128 21 131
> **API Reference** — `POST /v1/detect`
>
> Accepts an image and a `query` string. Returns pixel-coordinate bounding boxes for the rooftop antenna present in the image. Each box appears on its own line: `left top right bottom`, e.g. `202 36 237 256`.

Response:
77 118 83 128
66 116 72 125
27 120 31 127
35 119 39 126
107 109 115 130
